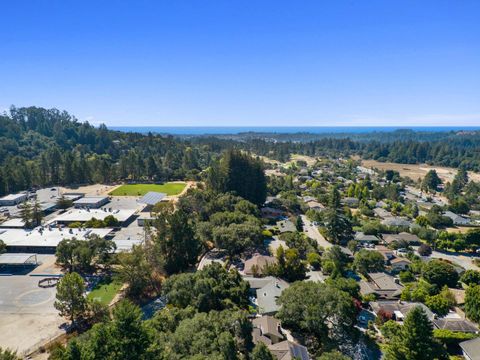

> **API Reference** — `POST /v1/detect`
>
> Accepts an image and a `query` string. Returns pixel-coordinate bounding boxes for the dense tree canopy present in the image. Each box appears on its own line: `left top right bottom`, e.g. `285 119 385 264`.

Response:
162 263 250 312
421 260 459 289
207 149 267 205
276 281 357 353
382 306 447 360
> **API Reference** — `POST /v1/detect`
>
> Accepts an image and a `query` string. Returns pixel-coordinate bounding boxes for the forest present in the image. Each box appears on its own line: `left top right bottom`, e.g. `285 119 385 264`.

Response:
1 106 480 196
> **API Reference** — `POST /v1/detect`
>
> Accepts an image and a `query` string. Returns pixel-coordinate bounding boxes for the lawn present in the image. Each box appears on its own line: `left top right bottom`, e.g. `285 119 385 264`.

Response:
109 182 187 196
87 279 123 306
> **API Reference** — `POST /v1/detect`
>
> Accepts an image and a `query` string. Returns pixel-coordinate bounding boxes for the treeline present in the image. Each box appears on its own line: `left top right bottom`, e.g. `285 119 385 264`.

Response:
191 131 480 170
0 107 216 195
2 106 480 197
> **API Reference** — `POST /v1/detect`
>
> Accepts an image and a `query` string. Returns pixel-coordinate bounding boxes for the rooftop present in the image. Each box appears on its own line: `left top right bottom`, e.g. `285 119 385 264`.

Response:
0 227 112 248
0 218 25 228
51 208 137 223
73 196 109 204
138 191 167 205
0 253 38 265
0 193 27 201
460 338 480 360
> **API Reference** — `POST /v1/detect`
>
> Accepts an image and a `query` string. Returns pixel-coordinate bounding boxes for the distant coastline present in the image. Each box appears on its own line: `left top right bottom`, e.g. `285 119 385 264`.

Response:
110 126 480 135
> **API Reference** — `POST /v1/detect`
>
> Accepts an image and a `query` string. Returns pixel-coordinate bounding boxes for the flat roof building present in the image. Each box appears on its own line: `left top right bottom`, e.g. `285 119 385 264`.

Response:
0 218 26 229
73 196 109 209
0 227 112 253
0 193 28 206
51 208 137 225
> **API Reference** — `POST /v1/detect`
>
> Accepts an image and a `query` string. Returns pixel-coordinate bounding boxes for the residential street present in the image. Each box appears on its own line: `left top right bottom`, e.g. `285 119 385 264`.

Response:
301 215 332 249
429 250 480 271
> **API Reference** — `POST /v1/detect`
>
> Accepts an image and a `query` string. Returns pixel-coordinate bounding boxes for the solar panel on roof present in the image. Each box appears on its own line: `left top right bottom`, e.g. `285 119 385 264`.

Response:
138 192 167 205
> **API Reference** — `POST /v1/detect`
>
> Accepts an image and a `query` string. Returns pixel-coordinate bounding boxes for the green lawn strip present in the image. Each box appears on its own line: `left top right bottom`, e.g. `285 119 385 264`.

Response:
87 279 123 306
109 182 186 196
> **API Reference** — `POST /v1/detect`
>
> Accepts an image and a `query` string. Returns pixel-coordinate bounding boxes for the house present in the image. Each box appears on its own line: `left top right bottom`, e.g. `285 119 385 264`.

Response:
341 197 359 208
433 311 479 333
374 207 391 219
374 245 395 262
444 211 470 226
360 272 403 299
252 316 284 345
268 341 309 360
305 201 325 211
302 196 316 203
354 232 380 244
276 219 296 233
460 337 480 360
390 257 411 271
261 207 286 219
381 217 412 228
244 255 277 276
370 301 434 322
256 277 290 315
383 232 420 246
375 200 388 208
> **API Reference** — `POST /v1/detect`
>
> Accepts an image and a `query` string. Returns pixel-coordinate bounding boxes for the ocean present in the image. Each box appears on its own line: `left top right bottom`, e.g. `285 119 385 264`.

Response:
110 126 480 135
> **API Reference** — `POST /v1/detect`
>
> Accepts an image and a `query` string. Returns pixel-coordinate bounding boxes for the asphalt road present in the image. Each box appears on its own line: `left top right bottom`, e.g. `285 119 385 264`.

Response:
301 215 332 249
429 250 480 271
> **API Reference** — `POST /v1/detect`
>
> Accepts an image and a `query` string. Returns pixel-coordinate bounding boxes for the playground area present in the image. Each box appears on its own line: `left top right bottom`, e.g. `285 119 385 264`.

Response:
0 274 65 355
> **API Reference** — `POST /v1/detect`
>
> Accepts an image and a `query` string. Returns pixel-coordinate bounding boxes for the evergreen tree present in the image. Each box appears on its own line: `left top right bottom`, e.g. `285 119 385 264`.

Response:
421 170 442 193
384 306 447 360
252 343 275 360
465 284 480 322
54 272 87 324
19 201 33 228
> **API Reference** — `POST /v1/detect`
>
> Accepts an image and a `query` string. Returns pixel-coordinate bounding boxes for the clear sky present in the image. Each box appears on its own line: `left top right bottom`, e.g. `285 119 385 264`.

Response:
0 1 479 127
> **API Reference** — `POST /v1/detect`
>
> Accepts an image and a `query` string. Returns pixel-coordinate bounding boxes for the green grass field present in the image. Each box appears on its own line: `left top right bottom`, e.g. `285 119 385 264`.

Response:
109 182 186 196
87 279 123 306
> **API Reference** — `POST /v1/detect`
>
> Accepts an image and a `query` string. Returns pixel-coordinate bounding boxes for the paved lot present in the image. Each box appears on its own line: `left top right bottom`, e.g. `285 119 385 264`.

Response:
0 274 65 354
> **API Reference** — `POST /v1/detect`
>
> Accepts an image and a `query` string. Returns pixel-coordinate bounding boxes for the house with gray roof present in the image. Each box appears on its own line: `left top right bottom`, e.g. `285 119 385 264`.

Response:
244 255 277 276
268 341 309 360
444 211 470 226
374 207 391 219
252 316 284 345
355 232 380 244
460 337 480 360
433 312 479 333
370 301 434 322
360 272 403 299
381 217 412 228
341 197 359 208
383 232 420 246
276 219 296 233
256 277 290 315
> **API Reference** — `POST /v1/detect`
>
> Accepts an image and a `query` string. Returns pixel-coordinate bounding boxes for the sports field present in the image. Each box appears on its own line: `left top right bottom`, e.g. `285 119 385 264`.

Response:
109 182 187 196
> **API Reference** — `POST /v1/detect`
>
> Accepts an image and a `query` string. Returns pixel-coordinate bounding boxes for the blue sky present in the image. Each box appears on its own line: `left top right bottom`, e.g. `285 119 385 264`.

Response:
0 1 479 126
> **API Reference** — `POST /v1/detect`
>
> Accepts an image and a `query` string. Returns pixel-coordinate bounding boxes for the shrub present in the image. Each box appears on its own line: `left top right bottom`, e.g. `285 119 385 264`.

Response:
433 329 477 345
417 243 432 256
